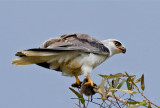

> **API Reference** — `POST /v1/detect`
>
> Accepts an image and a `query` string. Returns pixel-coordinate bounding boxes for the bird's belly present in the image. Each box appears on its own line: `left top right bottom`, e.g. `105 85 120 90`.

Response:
60 60 81 76
49 52 83 76
49 52 108 76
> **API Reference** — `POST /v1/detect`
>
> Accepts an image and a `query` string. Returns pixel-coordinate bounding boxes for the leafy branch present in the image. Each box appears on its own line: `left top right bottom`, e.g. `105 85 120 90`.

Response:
70 72 160 108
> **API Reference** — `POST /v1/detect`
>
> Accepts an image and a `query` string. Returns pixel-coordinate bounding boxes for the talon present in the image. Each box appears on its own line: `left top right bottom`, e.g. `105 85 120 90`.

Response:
71 82 81 88
85 75 94 86
84 81 94 86
71 75 81 88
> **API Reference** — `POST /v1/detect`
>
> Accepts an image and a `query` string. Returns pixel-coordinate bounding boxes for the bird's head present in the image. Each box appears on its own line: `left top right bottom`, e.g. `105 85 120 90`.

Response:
102 39 126 56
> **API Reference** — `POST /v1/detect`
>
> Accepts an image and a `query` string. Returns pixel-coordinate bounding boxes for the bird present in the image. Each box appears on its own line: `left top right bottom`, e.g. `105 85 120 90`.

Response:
12 33 126 87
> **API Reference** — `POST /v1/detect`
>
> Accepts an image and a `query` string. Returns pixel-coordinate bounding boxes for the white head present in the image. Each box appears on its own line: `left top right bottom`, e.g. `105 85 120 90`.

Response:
101 39 126 56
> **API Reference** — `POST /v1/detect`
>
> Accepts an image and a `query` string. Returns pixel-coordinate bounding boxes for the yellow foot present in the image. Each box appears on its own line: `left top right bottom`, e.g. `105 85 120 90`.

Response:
85 75 95 86
84 81 95 86
71 75 81 88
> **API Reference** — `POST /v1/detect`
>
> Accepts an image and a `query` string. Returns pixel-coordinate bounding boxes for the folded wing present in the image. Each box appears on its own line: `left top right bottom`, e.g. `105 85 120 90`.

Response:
12 33 109 66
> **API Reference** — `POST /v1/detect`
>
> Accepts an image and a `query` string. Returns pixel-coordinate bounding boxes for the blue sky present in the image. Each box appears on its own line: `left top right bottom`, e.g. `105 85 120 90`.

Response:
0 1 160 108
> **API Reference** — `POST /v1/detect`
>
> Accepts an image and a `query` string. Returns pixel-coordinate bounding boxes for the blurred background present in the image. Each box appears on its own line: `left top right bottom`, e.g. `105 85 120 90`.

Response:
0 0 160 108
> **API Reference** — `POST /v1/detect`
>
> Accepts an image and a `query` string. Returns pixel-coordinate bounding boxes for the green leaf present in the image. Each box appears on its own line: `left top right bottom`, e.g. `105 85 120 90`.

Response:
99 73 124 79
134 78 141 83
111 78 119 88
117 79 126 89
109 80 113 89
99 74 107 78
110 79 118 94
141 74 145 91
126 78 133 90
112 73 124 77
127 101 142 104
130 75 136 79
69 88 85 105
128 100 147 108
125 72 138 88
114 78 120 88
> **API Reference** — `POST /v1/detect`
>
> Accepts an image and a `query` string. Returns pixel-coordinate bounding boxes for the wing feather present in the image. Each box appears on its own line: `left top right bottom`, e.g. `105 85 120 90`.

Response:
40 33 110 55
12 33 110 66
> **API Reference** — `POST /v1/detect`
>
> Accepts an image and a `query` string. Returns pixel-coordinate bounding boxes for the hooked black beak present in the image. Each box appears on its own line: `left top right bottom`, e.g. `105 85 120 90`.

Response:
122 48 126 53
120 47 126 54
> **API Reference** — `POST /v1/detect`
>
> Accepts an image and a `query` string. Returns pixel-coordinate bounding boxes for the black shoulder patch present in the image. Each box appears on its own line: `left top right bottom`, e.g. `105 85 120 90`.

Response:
76 37 109 53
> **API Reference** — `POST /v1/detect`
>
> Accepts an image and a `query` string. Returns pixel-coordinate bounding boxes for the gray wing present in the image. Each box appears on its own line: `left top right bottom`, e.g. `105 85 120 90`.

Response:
38 33 109 55
13 33 110 69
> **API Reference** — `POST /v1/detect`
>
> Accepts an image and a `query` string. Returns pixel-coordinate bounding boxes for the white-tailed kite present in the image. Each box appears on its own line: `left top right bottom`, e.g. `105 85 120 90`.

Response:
12 33 126 87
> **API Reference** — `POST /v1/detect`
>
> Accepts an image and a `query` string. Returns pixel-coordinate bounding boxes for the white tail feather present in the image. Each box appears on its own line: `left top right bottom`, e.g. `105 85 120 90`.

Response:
12 50 57 66
12 56 53 66
17 50 58 56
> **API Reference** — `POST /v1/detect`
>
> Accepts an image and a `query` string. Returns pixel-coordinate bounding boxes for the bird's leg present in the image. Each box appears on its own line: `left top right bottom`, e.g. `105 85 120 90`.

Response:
85 75 94 86
71 75 81 88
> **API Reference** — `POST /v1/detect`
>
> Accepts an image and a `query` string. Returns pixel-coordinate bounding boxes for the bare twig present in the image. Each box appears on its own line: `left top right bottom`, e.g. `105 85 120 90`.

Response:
99 99 104 108
93 87 127 104
115 98 121 108
72 73 160 108
126 73 160 108
136 87 160 108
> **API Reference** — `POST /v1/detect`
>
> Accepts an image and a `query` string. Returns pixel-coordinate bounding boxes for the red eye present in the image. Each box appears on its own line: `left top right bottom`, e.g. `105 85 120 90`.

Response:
115 42 119 46
114 41 121 46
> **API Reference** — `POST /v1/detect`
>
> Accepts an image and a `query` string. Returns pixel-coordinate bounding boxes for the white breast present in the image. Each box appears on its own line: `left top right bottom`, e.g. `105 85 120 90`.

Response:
80 53 108 76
